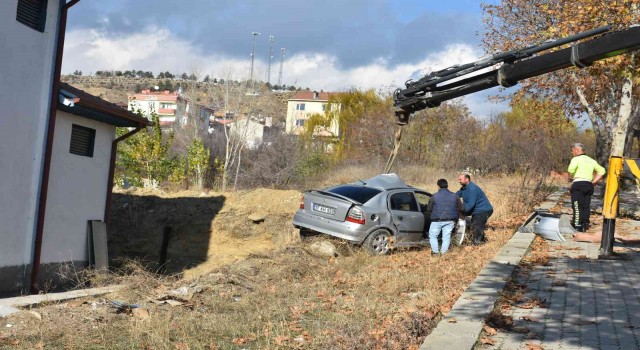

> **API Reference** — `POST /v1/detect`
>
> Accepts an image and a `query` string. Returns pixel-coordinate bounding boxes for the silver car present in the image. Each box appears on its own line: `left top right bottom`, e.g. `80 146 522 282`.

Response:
293 173 438 255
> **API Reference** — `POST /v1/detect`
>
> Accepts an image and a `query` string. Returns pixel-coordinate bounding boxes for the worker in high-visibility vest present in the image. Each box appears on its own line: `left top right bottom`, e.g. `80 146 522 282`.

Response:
568 143 606 232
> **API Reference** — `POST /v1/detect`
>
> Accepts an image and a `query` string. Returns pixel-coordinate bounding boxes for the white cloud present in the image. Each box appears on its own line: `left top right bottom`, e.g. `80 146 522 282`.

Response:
62 26 507 118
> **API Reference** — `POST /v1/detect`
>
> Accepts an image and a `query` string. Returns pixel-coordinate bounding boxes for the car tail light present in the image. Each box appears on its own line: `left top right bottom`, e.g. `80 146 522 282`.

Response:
299 195 304 209
346 207 365 225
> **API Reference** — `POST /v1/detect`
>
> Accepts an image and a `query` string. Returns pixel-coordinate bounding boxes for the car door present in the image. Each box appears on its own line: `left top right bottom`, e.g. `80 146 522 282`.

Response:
388 191 425 243
414 191 432 238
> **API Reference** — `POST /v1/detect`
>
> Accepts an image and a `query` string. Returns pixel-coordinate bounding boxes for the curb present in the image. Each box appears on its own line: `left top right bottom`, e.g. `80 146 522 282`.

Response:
0 284 125 316
419 189 566 350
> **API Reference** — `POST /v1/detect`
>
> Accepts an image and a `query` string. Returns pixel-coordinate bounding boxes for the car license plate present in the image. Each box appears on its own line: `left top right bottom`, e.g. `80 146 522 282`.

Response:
313 203 335 215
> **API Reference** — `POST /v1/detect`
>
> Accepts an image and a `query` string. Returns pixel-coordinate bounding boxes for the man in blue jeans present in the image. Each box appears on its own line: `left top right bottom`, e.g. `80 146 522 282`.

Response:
457 173 494 245
426 179 464 255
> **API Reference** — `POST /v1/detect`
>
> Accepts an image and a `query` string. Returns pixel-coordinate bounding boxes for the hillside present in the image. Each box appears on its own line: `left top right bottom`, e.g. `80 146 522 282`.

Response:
107 187 302 277
0 183 531 349
61 75 299 124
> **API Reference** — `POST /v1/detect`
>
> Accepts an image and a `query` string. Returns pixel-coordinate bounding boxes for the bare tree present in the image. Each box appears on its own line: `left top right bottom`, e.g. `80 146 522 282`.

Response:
169 68 212 190
209 68 261 191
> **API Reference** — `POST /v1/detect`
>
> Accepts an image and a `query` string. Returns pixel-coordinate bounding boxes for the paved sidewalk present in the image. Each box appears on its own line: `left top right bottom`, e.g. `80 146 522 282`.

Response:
419 190 567 350
476 192 640 350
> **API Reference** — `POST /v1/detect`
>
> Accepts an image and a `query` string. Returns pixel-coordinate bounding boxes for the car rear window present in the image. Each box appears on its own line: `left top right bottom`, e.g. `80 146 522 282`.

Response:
327 185 382 203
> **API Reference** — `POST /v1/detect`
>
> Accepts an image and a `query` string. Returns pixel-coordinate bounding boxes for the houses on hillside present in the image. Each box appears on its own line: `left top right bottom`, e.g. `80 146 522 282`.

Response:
285 91 340 137
129 88 343 149
1 0 150 295
128 89 291 150
128 89 216 132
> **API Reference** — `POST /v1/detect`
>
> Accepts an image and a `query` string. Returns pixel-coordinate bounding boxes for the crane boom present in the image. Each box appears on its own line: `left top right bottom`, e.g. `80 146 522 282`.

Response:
393 25 640 125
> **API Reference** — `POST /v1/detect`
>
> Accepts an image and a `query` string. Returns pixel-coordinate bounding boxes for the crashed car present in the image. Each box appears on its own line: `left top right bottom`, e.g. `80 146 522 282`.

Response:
293 173 439 255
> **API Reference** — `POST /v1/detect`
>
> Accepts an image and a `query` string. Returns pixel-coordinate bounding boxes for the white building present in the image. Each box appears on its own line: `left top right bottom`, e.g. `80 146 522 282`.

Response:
229 117 265 149
285 91 340 136
0 0 151 295
128 89 216 133
129 89 180 126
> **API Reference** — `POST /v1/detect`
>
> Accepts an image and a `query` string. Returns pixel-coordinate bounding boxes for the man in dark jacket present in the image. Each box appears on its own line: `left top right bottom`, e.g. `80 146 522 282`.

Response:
457 173 493 245
426 179 464 255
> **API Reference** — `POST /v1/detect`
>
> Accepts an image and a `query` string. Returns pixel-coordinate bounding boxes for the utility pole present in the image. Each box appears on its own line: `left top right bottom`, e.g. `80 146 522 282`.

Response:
267 35 274 85
249 32 261 84
277 48 286 87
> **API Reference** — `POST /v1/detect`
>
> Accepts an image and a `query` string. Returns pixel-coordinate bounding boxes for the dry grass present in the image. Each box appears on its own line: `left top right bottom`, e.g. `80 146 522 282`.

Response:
1 233 517 349
0 166 555 349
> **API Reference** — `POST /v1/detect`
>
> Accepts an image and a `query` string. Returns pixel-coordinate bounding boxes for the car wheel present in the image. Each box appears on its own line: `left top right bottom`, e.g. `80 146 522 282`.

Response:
364 229 392 255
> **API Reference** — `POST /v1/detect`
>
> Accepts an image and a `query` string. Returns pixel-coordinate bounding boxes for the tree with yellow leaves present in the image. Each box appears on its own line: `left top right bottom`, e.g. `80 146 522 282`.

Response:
483 0 640 162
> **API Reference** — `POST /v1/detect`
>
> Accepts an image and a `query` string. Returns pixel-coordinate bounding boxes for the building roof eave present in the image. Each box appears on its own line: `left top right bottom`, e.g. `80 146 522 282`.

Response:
59 83 152 127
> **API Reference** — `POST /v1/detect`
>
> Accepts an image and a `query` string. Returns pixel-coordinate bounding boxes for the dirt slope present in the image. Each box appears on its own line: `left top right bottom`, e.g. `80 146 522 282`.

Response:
107 188 301 276
1 175 543 349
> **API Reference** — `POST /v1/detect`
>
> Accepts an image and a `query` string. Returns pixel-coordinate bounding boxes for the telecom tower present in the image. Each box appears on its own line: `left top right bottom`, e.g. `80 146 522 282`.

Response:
267 35 274 85
249 32 260 83
277 48 286 87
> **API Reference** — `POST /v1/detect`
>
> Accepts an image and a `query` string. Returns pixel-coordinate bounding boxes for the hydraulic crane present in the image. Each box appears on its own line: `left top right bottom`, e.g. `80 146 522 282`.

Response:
391 25 640 258
393 25 640 124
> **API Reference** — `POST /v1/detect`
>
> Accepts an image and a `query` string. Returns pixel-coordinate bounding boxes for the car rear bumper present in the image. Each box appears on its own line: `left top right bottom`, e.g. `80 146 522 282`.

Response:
292 210 369 243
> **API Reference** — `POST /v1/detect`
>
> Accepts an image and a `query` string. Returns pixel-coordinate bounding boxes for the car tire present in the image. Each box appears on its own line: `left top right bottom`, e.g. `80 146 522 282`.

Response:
364 229 392 255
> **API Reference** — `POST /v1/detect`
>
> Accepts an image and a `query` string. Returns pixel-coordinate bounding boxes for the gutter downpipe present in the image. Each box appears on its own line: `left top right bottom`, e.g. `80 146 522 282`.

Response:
104 126 143 224
30 0 81 294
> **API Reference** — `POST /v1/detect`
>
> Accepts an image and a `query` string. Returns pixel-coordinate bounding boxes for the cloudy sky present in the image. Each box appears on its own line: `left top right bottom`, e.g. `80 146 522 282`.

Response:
62 0 509 118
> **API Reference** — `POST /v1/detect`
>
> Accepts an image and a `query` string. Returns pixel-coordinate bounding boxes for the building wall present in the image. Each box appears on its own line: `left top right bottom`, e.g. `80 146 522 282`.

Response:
40 111 114 264
128 94 178 118
230 120 264 149
0 0 61 290
130 94 213 138
285 100 339 136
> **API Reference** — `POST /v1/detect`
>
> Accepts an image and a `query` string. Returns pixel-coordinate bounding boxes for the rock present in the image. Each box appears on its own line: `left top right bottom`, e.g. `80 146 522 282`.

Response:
132 308 150 319
406 292 427 299
247 213 266 223
169 286 190 297
26 311 42 321
306 241 338 258
293 336 305 343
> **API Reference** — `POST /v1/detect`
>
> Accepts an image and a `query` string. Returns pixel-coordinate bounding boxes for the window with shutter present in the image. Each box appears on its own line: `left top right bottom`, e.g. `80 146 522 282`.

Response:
69 124 95 157
16 0 48 32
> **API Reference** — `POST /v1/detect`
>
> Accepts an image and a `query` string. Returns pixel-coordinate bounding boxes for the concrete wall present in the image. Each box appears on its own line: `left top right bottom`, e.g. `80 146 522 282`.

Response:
40 111 114 264
0 0 61 291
